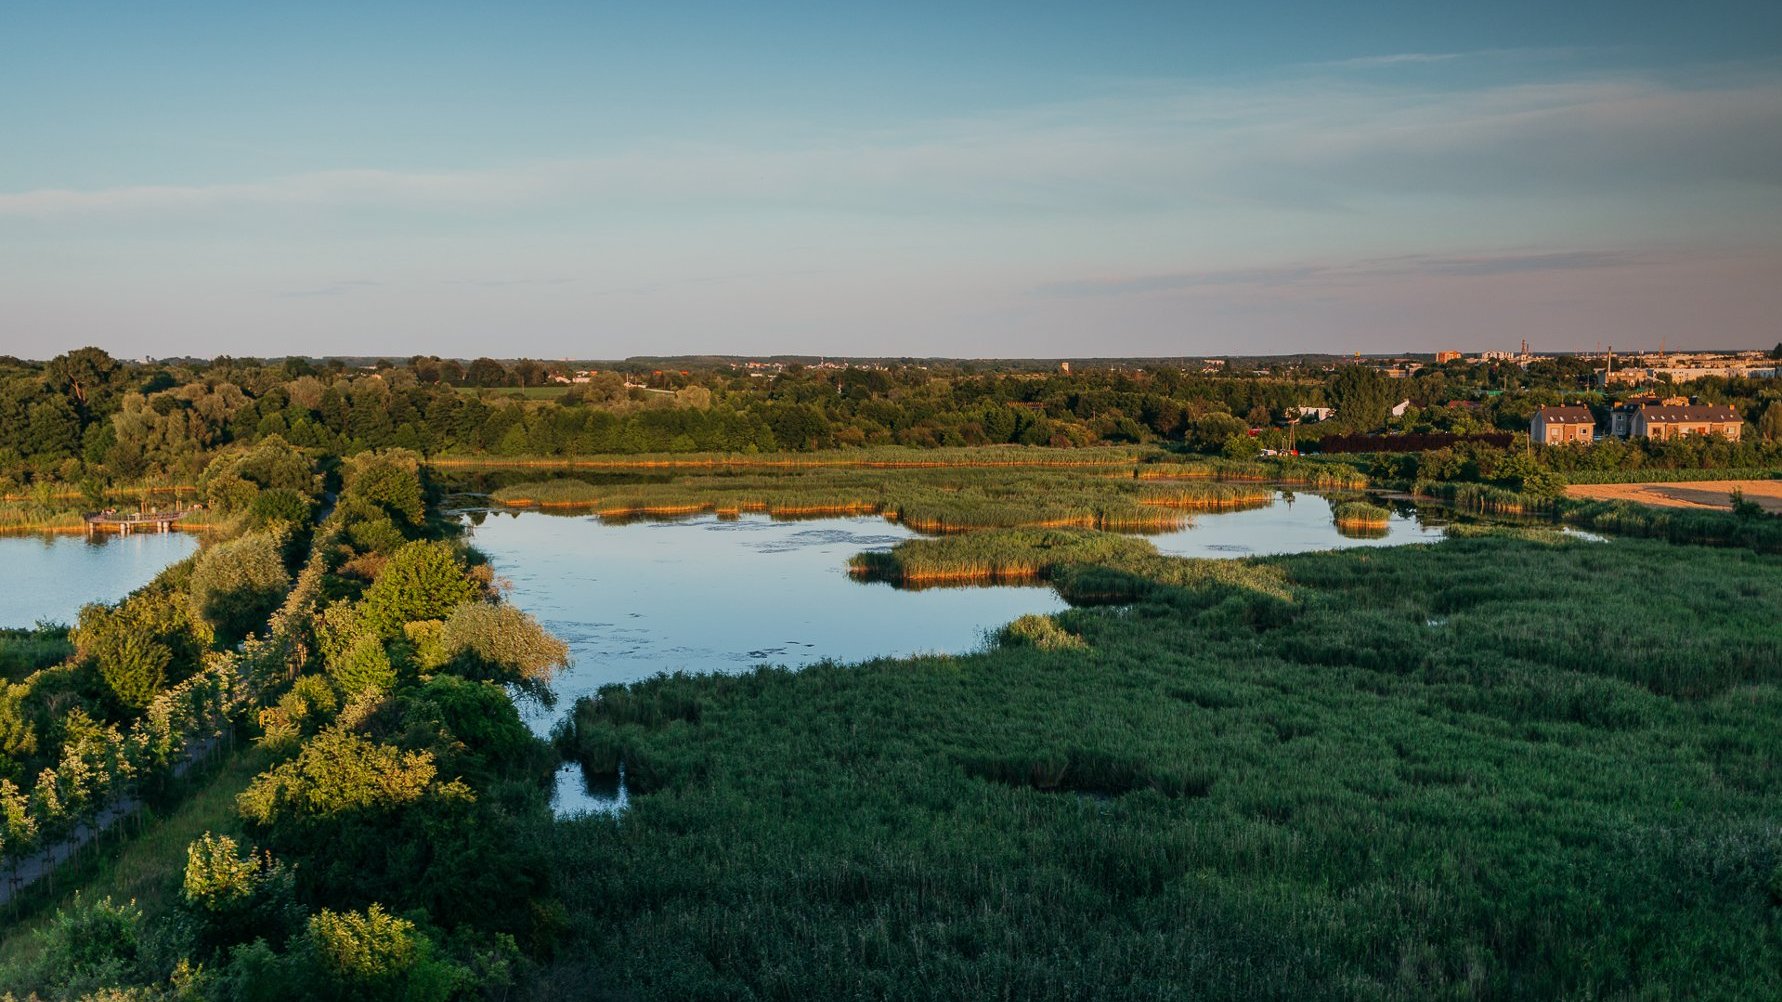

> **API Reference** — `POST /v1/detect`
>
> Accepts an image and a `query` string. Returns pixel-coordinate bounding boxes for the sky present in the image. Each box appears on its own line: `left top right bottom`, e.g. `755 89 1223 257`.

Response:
2 1 1780 360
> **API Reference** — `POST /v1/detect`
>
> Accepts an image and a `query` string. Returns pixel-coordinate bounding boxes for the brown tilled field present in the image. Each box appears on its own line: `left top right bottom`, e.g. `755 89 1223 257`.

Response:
1565 479 1782 514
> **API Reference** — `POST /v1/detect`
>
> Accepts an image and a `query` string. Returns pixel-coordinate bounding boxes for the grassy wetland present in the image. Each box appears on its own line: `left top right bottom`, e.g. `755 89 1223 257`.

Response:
482 460 1312 534
551 523 1782 999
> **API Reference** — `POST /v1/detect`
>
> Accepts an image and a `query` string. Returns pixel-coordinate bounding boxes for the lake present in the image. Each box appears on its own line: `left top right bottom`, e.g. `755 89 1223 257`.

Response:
0 531 200 629
462 491 1447 815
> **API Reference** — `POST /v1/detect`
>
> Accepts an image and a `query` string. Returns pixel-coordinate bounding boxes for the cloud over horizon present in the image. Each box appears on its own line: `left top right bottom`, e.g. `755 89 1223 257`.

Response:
2 43 1779 358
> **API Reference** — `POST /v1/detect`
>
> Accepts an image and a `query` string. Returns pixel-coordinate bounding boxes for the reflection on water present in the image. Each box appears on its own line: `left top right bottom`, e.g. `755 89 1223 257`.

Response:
468 511 1071 817
1150 492 1442 558
464 512 1068 735
1 531 200 628
551 760 628 817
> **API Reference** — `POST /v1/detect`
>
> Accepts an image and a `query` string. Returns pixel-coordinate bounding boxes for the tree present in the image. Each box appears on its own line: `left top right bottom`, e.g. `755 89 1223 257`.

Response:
1759 401 1782 444
465 358 510 388
327 633 396 697
1327 365 1393 433
293 904 463 1001
435 602 567 702
249 487 314 530
236 730 470 830
76 605 173 710
341 451 426 527
358 542 477 638
45 346 120 410
190 531 292 644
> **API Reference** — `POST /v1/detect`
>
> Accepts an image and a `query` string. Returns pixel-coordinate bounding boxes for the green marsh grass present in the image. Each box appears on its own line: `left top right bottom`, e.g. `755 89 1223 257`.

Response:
550 530 1782 998
1330 500 1390 529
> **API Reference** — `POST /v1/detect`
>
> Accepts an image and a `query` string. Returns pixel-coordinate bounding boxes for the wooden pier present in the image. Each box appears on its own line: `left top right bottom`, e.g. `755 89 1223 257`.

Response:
84 509 193 535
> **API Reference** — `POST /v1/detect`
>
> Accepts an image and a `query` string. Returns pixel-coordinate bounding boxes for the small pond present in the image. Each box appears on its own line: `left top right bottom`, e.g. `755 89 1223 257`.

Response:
1149 491 1443 557
0 531 200 629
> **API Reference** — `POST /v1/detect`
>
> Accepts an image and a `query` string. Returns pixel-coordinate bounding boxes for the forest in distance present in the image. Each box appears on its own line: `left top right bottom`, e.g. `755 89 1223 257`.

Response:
0 348 1777 999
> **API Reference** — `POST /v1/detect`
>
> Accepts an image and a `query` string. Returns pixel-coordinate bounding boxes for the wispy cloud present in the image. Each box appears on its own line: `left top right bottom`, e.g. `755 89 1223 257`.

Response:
1 65 1778 222
1035 250 1665 297
1308 48 1582 70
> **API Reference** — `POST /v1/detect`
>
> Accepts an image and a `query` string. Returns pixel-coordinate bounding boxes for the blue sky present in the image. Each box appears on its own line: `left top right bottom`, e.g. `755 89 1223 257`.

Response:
2 2 1779 359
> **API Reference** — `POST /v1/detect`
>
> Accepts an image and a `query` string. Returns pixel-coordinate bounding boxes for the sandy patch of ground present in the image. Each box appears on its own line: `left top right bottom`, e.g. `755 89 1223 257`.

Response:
1565 479 1782 514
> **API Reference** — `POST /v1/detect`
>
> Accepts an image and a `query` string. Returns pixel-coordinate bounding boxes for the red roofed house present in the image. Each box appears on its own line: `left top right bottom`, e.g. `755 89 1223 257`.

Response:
1531 406 1596 445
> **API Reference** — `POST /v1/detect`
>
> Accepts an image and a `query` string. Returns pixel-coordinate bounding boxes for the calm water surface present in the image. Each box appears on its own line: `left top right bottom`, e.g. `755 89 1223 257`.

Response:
0 531 199 628
466 511 1066 717
1150 492 1443 557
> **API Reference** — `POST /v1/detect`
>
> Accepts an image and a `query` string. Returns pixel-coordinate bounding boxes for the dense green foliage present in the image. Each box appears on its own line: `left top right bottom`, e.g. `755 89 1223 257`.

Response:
1 445 558 1000
3 350 1776 508
554 530 1781 998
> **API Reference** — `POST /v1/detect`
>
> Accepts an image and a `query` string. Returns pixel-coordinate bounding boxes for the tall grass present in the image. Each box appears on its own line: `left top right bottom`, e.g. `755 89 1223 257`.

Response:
1560 499 1782 553
1329 501 1389 528
549 530 1781 998
436 444 1150 471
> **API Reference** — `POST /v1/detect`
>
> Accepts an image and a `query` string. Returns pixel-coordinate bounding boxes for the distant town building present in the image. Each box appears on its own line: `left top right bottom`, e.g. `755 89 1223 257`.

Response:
1608 396 1661 437
1531 406 1596 445
1629 403 1743 441
1289 405 1335 422
1434 351 1462 363
1389 399 1413 418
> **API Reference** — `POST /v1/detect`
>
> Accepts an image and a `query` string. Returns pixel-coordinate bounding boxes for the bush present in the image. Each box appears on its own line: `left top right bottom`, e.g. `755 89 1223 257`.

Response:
358 542 477 639
436 602 568 700
190 532 293 645
18 894 153 999
999 614 1088 652
182 832 302 956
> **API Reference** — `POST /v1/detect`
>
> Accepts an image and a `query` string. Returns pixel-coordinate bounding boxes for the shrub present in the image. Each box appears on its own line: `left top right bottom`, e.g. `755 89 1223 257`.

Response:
436 602 568 700
190 531 292 644
182 832 301 956
358 542 477 638
998 614 1088 652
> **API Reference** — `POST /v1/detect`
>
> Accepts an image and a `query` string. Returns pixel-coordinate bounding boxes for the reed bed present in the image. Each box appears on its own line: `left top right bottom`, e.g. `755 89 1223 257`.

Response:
1330 500 1390 528
1136 483 1274 511
435 444 1148 472
1133 461 1218 480
1414 480 1555 515
0 504 88 534
1560 499 1782 553
490 468 1203 535
847 528 1157 587
551 531 1781 999
1133 458 1367 490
